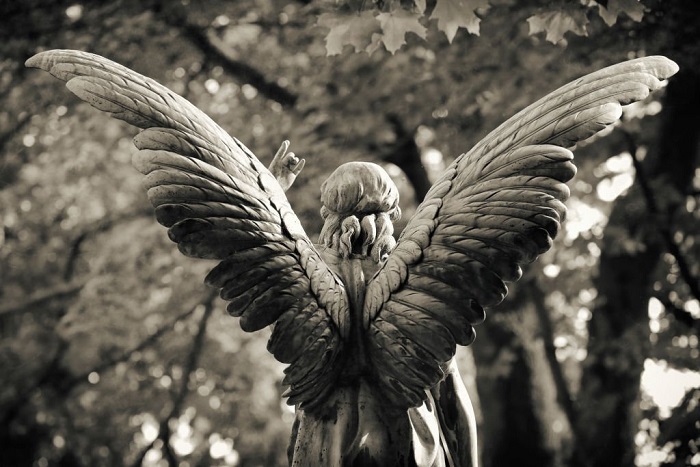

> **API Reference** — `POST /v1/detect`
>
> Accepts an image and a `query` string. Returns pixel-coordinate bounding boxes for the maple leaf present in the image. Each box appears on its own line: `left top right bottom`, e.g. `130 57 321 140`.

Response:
377 10 427 54
317 11 381 56
430 0 489 43
527 9 589 44
596 0 646 26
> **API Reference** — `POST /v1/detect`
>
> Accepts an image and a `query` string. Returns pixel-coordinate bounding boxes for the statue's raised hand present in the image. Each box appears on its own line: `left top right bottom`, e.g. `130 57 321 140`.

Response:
268 140 305 192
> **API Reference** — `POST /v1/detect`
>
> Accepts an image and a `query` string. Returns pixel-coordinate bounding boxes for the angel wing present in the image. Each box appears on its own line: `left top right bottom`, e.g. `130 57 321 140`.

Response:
26 49 350 410
364 56 679 408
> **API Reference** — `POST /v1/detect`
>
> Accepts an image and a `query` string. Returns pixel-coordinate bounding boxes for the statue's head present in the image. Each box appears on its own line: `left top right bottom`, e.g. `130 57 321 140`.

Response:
319 162 401 263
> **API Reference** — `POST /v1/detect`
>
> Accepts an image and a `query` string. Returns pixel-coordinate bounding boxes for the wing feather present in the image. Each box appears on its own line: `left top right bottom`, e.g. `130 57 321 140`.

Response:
365 56 679 409
268 299 322 363
27 49 350 410
382 302 455 361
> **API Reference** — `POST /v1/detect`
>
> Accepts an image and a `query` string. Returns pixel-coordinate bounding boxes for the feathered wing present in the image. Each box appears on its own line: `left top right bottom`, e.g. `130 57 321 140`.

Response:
26 49 350 409
364 56 679 408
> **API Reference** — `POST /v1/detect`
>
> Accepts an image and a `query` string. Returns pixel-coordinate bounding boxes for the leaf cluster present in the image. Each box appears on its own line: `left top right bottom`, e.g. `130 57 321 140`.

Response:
317 0 648 55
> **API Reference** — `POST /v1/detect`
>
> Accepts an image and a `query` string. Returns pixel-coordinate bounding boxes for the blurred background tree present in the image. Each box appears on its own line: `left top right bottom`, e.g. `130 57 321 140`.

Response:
1 1 699 466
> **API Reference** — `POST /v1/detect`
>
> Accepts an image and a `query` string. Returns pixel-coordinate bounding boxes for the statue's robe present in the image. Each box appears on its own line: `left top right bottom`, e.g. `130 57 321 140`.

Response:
287 247 478 467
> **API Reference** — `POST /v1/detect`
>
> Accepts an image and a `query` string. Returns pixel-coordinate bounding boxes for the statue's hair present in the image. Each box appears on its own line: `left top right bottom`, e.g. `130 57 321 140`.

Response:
319 162 401 262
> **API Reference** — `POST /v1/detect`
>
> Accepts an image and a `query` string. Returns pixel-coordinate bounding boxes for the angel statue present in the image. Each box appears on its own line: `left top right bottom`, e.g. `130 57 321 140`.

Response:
26 49 677 466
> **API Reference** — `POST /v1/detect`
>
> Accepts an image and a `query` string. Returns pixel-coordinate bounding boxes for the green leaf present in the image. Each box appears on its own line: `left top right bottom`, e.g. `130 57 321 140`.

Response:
430 0 488 43
527 9 589 44
377 10 427 54
596 0 646 26
317 11 381 56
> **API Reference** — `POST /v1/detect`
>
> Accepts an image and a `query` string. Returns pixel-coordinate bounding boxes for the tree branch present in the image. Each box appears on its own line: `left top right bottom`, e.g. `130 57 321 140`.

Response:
625 131 700 303
1 290 218 441
0 113 32 156
653 293 700 332
63 209 151 280
63 291 217 392
0 279 86 318
159 3 297 108
0 340 67 428
130 292 216 467
382 113 432 201
657 388 700 446
530 280 580 432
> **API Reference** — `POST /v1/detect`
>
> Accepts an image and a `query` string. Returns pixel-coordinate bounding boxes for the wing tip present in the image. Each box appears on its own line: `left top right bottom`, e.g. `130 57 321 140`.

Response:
24 54 43 70
25 49 82 77
25 50 62 70
640 55 679 81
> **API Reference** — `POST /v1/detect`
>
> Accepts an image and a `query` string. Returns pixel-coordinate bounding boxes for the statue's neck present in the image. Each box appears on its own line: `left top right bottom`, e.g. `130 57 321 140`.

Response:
316 245 381 379
316 246 380 309
316 244 382 280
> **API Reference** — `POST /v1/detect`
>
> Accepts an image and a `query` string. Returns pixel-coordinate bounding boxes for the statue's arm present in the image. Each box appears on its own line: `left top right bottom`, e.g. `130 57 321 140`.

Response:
268 140 305 192
431 360 479 467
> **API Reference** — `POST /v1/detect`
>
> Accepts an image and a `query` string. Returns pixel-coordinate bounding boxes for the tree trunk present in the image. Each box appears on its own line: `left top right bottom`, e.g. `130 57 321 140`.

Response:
472 280 574 467
573 68 700 467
